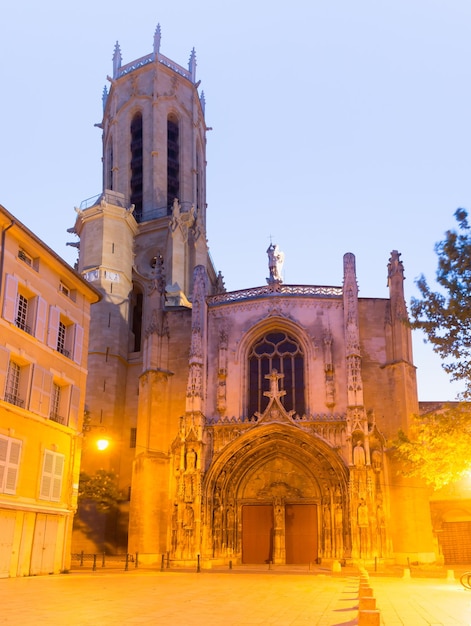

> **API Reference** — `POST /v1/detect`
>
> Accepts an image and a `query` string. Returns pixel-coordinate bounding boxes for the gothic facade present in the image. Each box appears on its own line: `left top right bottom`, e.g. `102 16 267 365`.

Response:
72 27 437 566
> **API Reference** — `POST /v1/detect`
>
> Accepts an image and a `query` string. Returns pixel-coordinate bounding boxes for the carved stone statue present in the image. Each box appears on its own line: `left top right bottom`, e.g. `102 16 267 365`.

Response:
353 440 366 466
267 243 284 284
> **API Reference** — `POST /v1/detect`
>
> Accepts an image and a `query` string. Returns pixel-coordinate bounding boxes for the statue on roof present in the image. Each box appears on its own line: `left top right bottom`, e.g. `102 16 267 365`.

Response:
267 243 284 284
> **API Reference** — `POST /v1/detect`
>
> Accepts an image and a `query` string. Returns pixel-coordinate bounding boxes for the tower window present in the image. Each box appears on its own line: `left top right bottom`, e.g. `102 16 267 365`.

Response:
130 287 143 352
107 140 114 190
130 113 143 221
248 331 305 417
167 115 179 213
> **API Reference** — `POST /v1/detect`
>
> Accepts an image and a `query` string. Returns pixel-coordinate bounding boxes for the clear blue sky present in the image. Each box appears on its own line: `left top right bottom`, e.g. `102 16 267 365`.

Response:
2 1 470 400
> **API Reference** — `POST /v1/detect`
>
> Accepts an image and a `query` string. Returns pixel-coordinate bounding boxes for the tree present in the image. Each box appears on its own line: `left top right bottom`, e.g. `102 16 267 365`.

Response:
78 469 123 512
410 208 471 398
398 209 471 488
395 403 471 489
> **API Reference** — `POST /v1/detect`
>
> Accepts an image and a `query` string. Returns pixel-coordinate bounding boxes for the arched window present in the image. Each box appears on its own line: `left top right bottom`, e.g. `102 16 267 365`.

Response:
248 331 305 417
106 138 114 191
167 115 179 213
130 285 143 352
130 113 143 220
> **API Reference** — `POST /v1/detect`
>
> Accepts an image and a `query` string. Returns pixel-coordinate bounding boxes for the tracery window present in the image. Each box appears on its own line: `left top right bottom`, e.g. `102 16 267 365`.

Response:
167 115 179 212
130 113 143 220
248 331 305 417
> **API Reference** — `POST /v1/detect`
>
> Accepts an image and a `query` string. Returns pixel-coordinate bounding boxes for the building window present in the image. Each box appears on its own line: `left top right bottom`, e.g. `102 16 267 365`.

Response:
107 139 114 190
16 293 31 334
4 361 24 408
130 427 137 449
130 112 143 221
50 384 65 424
0 435 22 494
39 450 64 502
130 286 143 352
2 275 47 342
58 282 76 301
167 115 179 213
57 321 69 357
48 307 84 364
248 331 305 417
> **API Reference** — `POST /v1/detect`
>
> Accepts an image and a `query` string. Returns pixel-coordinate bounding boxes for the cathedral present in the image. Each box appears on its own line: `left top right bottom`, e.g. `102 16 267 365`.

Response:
72 26 437 566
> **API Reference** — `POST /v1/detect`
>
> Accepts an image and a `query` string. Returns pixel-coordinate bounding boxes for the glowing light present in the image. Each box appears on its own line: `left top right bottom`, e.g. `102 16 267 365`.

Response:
96 438 110 451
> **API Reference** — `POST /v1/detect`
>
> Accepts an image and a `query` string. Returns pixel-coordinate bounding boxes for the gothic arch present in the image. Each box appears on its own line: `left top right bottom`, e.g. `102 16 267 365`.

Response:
235 316 316 418
202 422 350 563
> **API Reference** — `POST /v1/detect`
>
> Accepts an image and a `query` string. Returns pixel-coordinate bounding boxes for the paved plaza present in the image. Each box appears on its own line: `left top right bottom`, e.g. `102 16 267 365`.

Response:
1 566 471 625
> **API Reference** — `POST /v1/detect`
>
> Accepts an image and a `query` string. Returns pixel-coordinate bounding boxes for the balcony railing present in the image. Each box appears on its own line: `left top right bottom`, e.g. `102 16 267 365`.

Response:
57 346 71 358
4 393 24 408
15 319 32 335
50 412 66 425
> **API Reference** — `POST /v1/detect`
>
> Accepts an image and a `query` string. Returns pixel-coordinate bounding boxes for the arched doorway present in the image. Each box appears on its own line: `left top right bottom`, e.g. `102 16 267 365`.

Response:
203 423 349 565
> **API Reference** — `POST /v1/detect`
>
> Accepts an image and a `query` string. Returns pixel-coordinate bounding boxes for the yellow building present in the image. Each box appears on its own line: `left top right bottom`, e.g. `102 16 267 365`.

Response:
0 205 100 577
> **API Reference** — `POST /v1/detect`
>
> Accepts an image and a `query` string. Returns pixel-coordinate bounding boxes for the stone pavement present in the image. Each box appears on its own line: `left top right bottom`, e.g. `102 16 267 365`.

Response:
1 565 471 625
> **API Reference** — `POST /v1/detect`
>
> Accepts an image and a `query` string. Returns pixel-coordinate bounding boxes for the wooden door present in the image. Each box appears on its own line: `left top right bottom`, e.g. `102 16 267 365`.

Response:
285 504 317 564
242 505 273 564
30 514 59 575
0 510 16 577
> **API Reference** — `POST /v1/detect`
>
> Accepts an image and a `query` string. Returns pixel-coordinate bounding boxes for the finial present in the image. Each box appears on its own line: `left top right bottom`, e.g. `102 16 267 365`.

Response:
112 41 122 79
387 250 405 285
102 85 108 112
153 24 161 55
200 91 206 115
189 48 197 82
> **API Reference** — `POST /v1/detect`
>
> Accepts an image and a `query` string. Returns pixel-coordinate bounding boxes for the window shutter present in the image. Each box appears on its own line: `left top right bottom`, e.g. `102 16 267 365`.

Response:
35 296 47 342
40 450 54 499
5 440 21 494
47 306 60 349
73 324 84 364
30 365 45 416
0 346 10 397
40 451 64 501
0 435 22 495
2 274 18 323
0 436 8 492
51 454 64 502
68 385 81 430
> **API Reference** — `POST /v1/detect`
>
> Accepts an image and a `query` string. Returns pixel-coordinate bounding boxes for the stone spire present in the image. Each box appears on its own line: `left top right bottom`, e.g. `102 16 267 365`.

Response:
189 48 197 82
153 24 161 55
112 41 122 79
387 250 412 363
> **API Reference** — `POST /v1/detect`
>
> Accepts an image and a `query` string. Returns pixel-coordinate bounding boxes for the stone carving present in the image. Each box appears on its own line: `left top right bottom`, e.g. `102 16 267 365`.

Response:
353 441 366 466
169 198 196 242
357 499 369 557
387 249 404 281
183 503 195 556
334 504 343 558
225 503 235 551
376 501 387 557
371 448 382 472
215 271 226 294
266 243 284 284
171 503 179 553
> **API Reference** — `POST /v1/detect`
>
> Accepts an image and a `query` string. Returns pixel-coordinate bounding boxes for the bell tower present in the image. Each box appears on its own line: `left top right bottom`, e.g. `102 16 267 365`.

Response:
97 24 210 303
72 26 219 552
